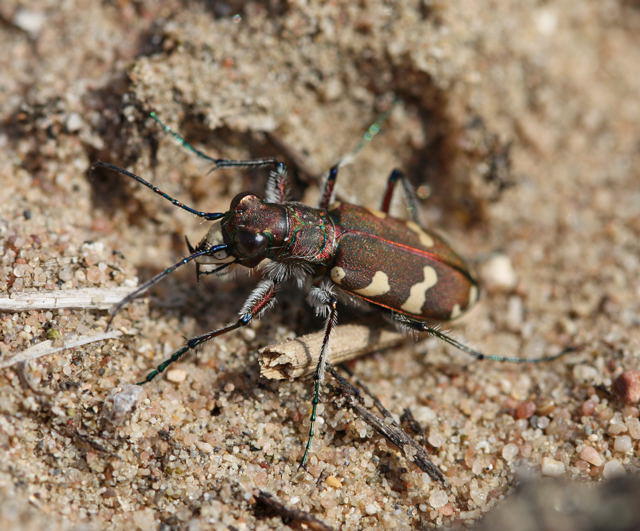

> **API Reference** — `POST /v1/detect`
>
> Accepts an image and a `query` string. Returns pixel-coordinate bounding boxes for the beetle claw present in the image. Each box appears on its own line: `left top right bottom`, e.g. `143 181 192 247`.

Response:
185 235 195 253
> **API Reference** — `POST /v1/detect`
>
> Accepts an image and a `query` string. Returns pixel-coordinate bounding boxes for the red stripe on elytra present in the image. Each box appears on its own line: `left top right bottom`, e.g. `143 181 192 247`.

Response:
340 228 461 270
347 290 430 320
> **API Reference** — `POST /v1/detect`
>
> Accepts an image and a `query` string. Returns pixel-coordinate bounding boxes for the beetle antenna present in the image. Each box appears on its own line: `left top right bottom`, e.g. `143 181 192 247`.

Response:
426 326 578 363
149 112 279 172
107 246 230 329
92 161 225 220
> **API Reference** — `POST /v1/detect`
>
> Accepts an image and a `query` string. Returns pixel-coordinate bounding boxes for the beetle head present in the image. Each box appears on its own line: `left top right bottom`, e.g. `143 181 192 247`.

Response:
192 192 287 270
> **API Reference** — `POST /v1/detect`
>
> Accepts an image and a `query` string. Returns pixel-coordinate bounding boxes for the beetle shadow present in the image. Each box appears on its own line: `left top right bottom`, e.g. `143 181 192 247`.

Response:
131 263 257 330
387 81 515 229
198 0 290 19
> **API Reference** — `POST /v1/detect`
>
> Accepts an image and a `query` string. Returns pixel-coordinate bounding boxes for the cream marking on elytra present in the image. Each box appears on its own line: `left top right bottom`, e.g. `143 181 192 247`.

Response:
406 221 435 247
353 270 391 297
400 265 438 314
366 207 387 219
469 284 479 306
330 266 346 284
450 303 462 319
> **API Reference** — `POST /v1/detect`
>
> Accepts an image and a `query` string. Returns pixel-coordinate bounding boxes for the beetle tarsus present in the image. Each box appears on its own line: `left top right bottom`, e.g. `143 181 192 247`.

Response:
393 313 577 363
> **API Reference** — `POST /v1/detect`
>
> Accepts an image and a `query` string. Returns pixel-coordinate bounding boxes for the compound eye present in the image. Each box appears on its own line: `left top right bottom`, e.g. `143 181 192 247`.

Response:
235 230 268 257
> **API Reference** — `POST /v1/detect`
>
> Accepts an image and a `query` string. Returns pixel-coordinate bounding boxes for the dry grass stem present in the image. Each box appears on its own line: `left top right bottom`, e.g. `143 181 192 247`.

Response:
0 287 135 311
0 331 122 370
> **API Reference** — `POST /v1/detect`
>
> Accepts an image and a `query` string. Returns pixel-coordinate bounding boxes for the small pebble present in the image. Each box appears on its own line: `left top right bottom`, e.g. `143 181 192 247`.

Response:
613 371 640 404
579 445 603 466
86 266 103 283
428 489 448 509
469 486 488 505
166 369 187 383
608 418 627 435
106 384 144 424
480 254 517 291
501 443 519 462
530 415 550 429
536 400 556 416
541 457 565 477
196 441 214 453
320 77 344 101
14 9 45 34
440 503 454 516
581 400 596 416
12 264 30 278
614 435 632 453
241 327 256 341
364 503 379 516
413 406 436 424
573 364 599 383
428 432 445 448
505 296 524 329
66 113 83 132
58 266 74 282
603 459 625 479
515 401 536 419
626 417 640 439
325 475 342 488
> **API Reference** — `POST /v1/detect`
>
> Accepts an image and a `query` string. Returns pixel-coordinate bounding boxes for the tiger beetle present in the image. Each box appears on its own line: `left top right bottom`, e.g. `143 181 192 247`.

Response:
92 109 572 470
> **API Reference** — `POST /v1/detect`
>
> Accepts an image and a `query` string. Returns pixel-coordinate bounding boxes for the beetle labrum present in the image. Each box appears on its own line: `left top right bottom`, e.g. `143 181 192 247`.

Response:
93 111 571 469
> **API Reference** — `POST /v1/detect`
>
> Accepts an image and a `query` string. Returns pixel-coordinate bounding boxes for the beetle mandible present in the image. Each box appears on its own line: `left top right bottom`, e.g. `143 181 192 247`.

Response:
93 110 570 469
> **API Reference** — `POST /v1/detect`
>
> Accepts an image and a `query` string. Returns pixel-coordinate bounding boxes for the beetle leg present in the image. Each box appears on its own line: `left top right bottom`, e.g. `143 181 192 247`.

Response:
264 162 290 203
317 104 396 210
136 280 278 384
389 311 576 363
380 169 420 223
318 165 340 209
148 111 284 173
299 287 339 469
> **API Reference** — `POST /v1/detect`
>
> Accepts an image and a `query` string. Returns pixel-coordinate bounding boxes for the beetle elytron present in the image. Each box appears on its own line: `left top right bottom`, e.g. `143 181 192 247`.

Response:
93 111 569 469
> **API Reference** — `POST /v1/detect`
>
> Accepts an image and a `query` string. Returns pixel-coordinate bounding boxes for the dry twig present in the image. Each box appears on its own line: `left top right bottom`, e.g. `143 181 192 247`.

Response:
328 367 445 483
254 490 334 531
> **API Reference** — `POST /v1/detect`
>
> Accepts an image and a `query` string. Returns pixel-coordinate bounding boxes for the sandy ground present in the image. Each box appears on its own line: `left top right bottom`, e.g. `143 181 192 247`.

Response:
1 1 639 529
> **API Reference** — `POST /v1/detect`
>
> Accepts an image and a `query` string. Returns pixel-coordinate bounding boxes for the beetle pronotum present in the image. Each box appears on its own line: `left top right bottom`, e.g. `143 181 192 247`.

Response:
93 110 572 469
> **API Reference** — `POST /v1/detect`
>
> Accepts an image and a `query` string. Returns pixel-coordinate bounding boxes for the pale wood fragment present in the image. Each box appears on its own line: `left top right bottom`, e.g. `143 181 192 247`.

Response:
259 324 405 380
